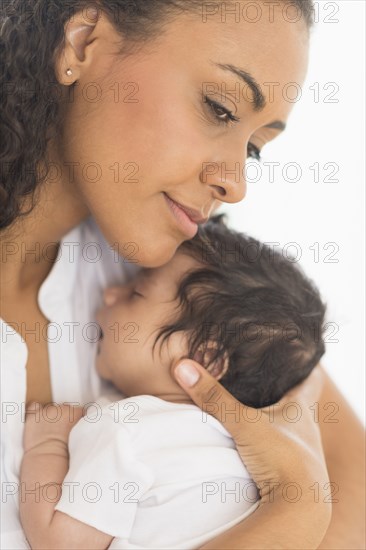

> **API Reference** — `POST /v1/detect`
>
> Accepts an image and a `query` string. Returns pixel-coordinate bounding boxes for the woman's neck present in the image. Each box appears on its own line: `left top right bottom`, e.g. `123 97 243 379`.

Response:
0 176 89 295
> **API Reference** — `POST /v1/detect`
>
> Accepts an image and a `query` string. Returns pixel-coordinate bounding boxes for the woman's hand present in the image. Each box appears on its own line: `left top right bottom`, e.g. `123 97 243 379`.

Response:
23 402 84 453
173 361 332 548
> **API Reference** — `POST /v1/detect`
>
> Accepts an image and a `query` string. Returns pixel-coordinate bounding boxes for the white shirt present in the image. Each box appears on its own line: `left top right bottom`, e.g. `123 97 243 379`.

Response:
0 217 137 549
0 217 259 549
55 395 259 549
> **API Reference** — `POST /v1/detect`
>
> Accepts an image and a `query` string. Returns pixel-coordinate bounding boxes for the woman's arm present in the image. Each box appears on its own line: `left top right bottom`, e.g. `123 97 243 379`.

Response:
200 484 330 550
317 367 365 549
173 362 333 549
198 366 366 550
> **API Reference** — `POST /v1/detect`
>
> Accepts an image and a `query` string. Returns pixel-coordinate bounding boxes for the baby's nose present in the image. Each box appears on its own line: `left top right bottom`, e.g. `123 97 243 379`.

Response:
103 286 123 306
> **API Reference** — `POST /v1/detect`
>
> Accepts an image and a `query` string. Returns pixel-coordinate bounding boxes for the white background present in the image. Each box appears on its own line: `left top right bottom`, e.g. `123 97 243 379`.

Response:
220 1 365 424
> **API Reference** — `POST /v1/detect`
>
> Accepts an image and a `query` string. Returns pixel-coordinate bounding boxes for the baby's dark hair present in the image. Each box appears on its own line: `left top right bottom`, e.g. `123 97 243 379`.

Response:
154 215 326 408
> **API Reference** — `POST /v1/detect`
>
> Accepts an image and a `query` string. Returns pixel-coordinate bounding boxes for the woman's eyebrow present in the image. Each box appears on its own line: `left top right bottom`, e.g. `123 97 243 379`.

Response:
213 61 286 132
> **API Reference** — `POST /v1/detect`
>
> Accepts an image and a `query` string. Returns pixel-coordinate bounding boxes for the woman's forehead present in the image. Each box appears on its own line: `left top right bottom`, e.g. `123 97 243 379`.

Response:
136 9 309 117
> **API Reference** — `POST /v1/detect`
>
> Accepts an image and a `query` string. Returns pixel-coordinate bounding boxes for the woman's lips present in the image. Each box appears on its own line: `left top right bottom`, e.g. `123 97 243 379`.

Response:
163 193 207 238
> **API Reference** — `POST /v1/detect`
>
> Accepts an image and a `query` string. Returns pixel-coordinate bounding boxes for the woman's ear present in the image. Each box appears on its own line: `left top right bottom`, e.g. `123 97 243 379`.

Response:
54 6 119 85
193 343 229 381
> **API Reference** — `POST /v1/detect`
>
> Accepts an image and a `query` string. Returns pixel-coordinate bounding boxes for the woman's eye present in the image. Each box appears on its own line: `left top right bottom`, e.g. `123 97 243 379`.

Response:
247 142 262 162
203 95 261 160
204 96 240 125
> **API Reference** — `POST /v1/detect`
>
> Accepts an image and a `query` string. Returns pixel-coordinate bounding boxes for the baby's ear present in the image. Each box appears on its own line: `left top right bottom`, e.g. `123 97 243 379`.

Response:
193 343 229 381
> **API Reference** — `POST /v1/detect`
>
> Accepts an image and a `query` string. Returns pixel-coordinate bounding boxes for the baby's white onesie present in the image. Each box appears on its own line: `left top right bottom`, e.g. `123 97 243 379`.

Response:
55 395 260 549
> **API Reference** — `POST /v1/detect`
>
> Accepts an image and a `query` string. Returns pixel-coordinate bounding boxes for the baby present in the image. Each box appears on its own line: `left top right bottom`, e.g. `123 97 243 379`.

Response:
20 215 327 549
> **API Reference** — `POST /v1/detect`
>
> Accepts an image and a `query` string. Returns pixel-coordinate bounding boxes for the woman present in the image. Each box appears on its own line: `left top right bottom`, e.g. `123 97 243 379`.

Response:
1 1 364 548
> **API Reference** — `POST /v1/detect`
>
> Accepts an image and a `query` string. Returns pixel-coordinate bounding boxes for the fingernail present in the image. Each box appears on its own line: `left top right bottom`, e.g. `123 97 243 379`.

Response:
175 363 200 387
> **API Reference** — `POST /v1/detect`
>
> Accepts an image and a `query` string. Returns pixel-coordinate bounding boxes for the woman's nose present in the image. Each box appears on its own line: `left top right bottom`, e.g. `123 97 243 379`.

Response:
200 142 248 204
103 286 123 306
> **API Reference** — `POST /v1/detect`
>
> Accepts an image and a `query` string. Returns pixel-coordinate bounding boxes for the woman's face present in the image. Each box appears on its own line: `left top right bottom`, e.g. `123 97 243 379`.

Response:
55 4 309 267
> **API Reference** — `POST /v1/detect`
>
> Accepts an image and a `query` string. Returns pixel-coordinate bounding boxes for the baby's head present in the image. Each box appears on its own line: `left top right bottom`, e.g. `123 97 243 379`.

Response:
96 215 327 407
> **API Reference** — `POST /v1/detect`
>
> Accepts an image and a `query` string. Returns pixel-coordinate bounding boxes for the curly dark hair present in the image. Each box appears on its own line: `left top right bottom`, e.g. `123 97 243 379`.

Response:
153 214 326 408
0 0 314 231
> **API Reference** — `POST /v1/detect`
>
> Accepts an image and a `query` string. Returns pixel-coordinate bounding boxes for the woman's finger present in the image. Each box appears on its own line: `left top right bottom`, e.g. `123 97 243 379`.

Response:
173 359 262 442
172 359 326 458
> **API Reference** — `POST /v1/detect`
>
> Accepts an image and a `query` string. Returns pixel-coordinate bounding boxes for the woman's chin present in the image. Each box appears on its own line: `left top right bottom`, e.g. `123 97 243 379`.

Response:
135 238 183 268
